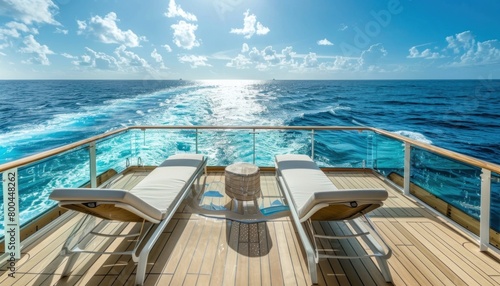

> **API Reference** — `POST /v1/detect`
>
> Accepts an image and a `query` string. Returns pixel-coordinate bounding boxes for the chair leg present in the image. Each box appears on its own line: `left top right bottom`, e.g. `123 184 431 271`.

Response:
135 256 147 286
350 217 393 283
375 255 393 282
62 252 79 277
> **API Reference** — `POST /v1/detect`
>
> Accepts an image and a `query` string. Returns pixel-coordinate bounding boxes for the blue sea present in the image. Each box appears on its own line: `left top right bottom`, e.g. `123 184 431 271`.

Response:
1 80 499 235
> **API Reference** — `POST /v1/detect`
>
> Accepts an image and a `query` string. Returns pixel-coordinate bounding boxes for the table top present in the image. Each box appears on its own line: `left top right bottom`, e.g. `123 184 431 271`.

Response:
225 162 259 176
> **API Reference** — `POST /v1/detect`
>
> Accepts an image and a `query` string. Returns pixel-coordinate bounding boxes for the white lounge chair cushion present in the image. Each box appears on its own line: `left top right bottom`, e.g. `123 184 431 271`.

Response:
50 154 205 221
275 154 388 219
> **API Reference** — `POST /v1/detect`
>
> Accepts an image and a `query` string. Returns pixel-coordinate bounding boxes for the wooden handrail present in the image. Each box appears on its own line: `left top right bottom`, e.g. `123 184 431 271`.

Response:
1 125 500 175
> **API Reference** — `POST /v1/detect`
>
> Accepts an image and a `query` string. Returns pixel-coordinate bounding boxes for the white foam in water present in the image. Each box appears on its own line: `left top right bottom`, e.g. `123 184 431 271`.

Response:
394 130 433 145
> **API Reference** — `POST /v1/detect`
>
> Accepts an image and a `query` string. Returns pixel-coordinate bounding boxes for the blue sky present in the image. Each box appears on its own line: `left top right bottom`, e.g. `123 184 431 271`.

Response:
0 0 499 80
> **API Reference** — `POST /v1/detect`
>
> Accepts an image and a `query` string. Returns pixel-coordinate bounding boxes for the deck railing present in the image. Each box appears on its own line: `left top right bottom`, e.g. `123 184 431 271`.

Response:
1 126 499 253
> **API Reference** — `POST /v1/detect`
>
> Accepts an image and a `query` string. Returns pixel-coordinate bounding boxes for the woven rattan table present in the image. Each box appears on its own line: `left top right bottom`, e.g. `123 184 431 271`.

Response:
224 162 261 201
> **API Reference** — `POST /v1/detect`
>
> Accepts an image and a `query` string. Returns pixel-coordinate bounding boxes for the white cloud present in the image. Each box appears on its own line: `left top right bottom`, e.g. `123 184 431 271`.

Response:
163 44 172 52
360 43 387 68
165 0 197 21
226 54 252 69
443 31 500 66
407 46 440 59
227 45 299 70
241 43 249 53
77 12 145 47
0 25 21 40
262 46 280 64
74 47 118 70
151 48 167 69
151 49 162 63
6 22 31 33
230 10 270 39
171 20 200 50
178 55 210 68
72 46 153 72
446 30 474 54
114 45 149 67
0 21 36 42
280 46 297 66
454 39 500 66
0 0 59 25
61 53 77 59
19 35 54 65
317 38 334 46
339 24 348 31
77 20 86 31
319 56 360 71
55 27 68 35
302 52 318 68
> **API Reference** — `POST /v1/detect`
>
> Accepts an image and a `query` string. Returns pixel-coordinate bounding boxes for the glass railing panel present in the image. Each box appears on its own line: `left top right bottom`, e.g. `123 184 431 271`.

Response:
313 130 373 168
0 147 90 238
197 129 254 166
491 172 500 234
372 133 405 177
410 147 482 223
131 129 197 166
254 129 312 167
94 130 134 174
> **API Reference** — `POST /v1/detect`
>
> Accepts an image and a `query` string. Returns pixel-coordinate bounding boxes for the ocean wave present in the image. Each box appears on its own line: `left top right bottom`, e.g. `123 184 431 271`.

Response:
393 130 433 145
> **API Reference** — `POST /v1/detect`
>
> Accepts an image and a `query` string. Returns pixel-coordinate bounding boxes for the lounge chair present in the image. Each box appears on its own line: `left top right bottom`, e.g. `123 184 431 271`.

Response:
275 154 392 284
49 154 207 286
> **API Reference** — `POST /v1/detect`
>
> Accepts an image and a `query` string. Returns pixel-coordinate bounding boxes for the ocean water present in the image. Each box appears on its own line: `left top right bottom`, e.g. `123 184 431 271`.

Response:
1 79 499 235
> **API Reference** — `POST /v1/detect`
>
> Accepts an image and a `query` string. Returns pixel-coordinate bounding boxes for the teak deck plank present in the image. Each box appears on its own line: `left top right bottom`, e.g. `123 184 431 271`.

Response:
1 169 499 286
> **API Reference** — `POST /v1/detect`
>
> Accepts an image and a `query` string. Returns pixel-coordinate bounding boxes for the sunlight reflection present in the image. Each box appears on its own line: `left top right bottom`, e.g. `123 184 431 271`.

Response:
195 80 279 126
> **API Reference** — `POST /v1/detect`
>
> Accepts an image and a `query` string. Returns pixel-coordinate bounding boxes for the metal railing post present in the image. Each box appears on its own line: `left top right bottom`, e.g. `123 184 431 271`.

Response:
480 168 491 251
252 128 256 164
311 129 315 160
403 142 411 196
89 142 97 188
195 128 199 154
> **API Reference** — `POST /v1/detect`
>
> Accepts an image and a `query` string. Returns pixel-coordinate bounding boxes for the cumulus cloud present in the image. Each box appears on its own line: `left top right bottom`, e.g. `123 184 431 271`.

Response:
407 45 441 59
163 44 172 52
171 20 200 50
0 21 37 43
241 43 249 53
71 46 153 72
178 55 210 68
319 56 360 71
302 53 318 68
151 49 163 63
226 54 252 69
77 12 145 47
114 45 149 67
165 0 197 21
317 38 334 46
281 46 297 66
230 10 270 39
19 35 54 65
227 45 298 70
360 43 387 67
405 31 500 67
74 47 118 70
446 31 475 54
0 0 59 25
444 31 500 66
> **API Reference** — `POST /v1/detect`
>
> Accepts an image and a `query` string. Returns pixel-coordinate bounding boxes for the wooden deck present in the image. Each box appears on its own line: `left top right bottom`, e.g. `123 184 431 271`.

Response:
1 169 500 285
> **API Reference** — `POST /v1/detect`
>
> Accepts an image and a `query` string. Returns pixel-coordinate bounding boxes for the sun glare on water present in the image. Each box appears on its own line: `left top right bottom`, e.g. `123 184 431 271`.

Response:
196 80 278 126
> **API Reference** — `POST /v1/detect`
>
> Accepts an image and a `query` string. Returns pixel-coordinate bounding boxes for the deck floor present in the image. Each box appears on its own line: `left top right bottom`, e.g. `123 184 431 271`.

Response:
1 169 500 285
